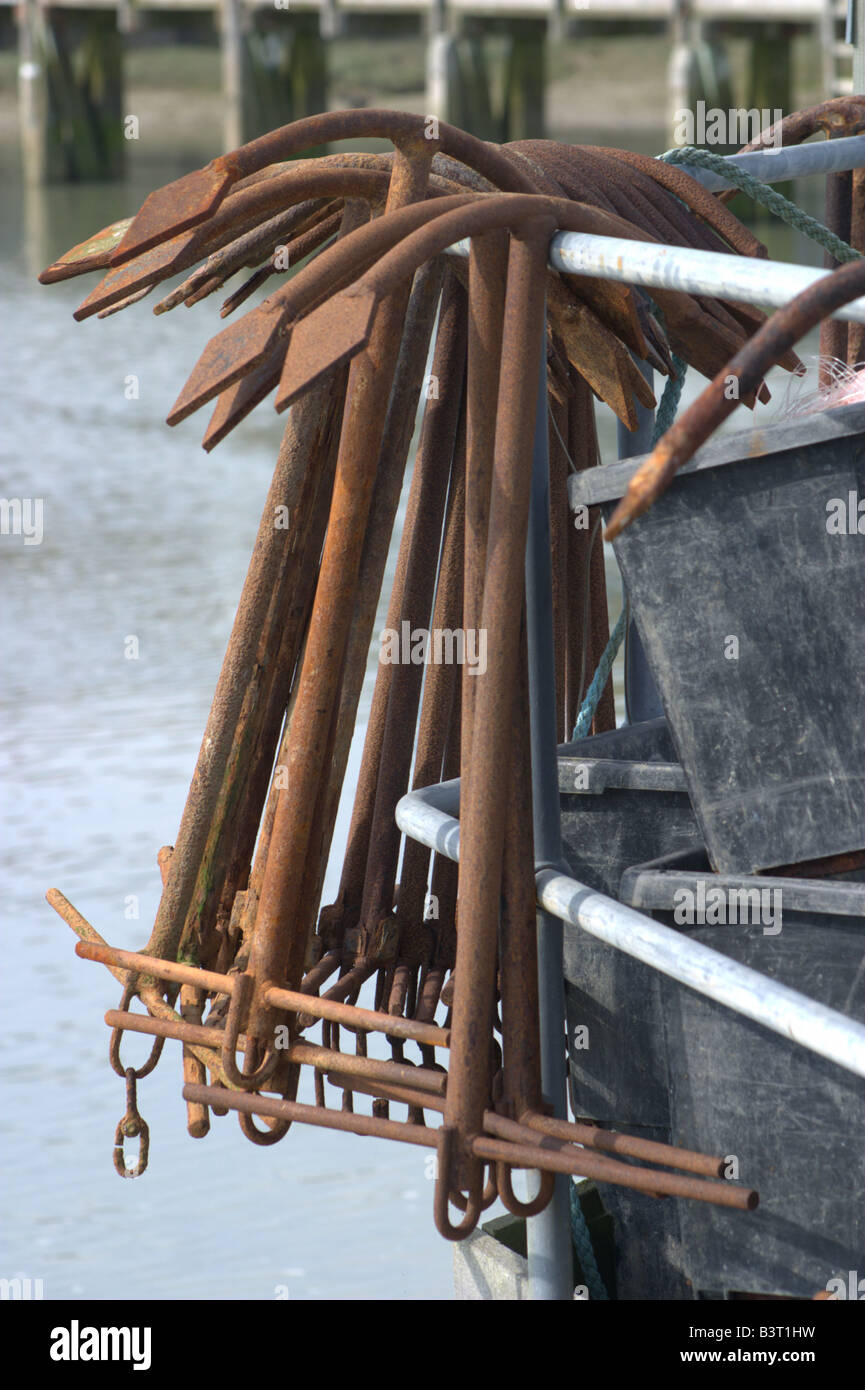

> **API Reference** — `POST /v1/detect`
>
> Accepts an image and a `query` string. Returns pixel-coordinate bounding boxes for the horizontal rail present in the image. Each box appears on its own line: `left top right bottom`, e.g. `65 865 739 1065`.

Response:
74 938 449 1046
448 233 865 323
395 782 865 1080
669 131 865 194
2 0 844 17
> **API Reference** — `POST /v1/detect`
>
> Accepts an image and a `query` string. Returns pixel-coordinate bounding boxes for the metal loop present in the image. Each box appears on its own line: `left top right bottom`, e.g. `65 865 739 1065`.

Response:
112 1068 150 1178
450 1163 498 1212
495 1161 555 1218
220 972 279 1090
109 983 165 1080
433 1128 483 1241
238 1110 291 1147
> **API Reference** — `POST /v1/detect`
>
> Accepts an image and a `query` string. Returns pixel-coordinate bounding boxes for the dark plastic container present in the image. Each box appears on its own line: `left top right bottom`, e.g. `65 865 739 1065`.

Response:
619 846 865 1299
559 719 701 1299
568 403 865 875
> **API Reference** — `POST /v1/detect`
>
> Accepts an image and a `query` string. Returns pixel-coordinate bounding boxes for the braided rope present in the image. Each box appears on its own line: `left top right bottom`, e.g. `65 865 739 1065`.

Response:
658 144 863 263
569 1180 609 1299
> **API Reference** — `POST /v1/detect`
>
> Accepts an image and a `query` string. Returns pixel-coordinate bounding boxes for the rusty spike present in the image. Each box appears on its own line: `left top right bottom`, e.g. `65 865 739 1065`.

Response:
74 225 207 321
167 300 287 427
202 345 289 452
275 285 379 413
39 217 132 284
111 163 237 266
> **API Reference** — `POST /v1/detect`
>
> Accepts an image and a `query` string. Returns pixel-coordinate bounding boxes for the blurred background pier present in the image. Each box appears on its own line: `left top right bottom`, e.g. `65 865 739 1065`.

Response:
2 0 854 183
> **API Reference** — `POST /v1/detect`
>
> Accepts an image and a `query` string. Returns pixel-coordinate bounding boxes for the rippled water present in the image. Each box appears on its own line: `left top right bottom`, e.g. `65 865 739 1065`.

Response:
0 138 826 1301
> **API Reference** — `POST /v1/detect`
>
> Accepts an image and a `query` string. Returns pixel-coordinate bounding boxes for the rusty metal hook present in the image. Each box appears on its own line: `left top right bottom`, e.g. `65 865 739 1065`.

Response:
433 1127 485 1241
495 1161 555 1219
220 972 279 1090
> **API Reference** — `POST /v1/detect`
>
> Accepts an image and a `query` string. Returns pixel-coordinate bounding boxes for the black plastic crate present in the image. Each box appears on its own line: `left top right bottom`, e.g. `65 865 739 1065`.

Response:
559 719 701 1299
568 403 865 875
619 846 865 1299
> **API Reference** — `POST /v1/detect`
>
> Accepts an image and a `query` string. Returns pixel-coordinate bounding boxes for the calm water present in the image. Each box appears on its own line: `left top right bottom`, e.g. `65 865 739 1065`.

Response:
0 133 826 1301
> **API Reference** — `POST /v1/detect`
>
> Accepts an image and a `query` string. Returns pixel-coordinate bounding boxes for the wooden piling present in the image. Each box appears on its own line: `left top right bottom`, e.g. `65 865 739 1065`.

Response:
747 21 794 119
221 4 329 149
18 1 125 184
501 19 545 142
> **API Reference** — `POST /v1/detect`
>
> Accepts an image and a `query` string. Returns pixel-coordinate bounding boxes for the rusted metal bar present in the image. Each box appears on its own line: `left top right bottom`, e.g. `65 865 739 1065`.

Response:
76 939 234 995
523 1112 726 1179
326 1072 445 1112
264 985 449 1049
244 144 439 1055
476 1123 758 1211
180 984 210 1139
183 1082 435 1148
443 216 555 1204
354 274 467 967
313 257 446 968
285 1042 447 1093
389 401 467 1014
461 229 507 797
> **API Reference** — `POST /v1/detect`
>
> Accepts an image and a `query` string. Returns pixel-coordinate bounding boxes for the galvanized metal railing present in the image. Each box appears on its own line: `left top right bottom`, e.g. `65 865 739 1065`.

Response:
395 782 865 1083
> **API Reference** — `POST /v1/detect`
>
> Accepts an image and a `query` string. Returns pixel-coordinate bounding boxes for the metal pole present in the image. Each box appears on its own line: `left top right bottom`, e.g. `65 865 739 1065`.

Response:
524 312 575 1301
665 130 865 193
394 783 865 1082
449 231 865 324
854 0 865 95
616 359 665 725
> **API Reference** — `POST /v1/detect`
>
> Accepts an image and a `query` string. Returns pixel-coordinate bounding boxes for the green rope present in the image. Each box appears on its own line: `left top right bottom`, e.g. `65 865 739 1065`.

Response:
658 144 863 264
569 1180 609 1300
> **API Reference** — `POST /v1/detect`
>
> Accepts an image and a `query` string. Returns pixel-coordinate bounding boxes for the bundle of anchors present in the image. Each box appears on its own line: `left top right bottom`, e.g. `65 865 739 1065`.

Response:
43 101 865 1238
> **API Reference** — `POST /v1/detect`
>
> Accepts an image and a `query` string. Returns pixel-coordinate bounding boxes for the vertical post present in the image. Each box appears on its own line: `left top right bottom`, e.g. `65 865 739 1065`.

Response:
427 2 459 129
616 360 664 725
18 3 124 183
502 19 545 142
524 312 574 1303
668 0 697 149
821 0 838 100
221 0 244 153
18 0 47 186
855 0 865 94
747 22 794 120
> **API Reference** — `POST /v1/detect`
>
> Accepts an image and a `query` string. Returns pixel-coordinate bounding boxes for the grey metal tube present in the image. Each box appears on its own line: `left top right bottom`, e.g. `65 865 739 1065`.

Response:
671 130 865 194
523 322 574 1302
616 358 665 726
394 785 865 1081
448 236 865 325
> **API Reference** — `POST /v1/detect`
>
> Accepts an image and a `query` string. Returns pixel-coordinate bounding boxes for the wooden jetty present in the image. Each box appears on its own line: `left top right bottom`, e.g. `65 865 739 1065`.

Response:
7 0 855 182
